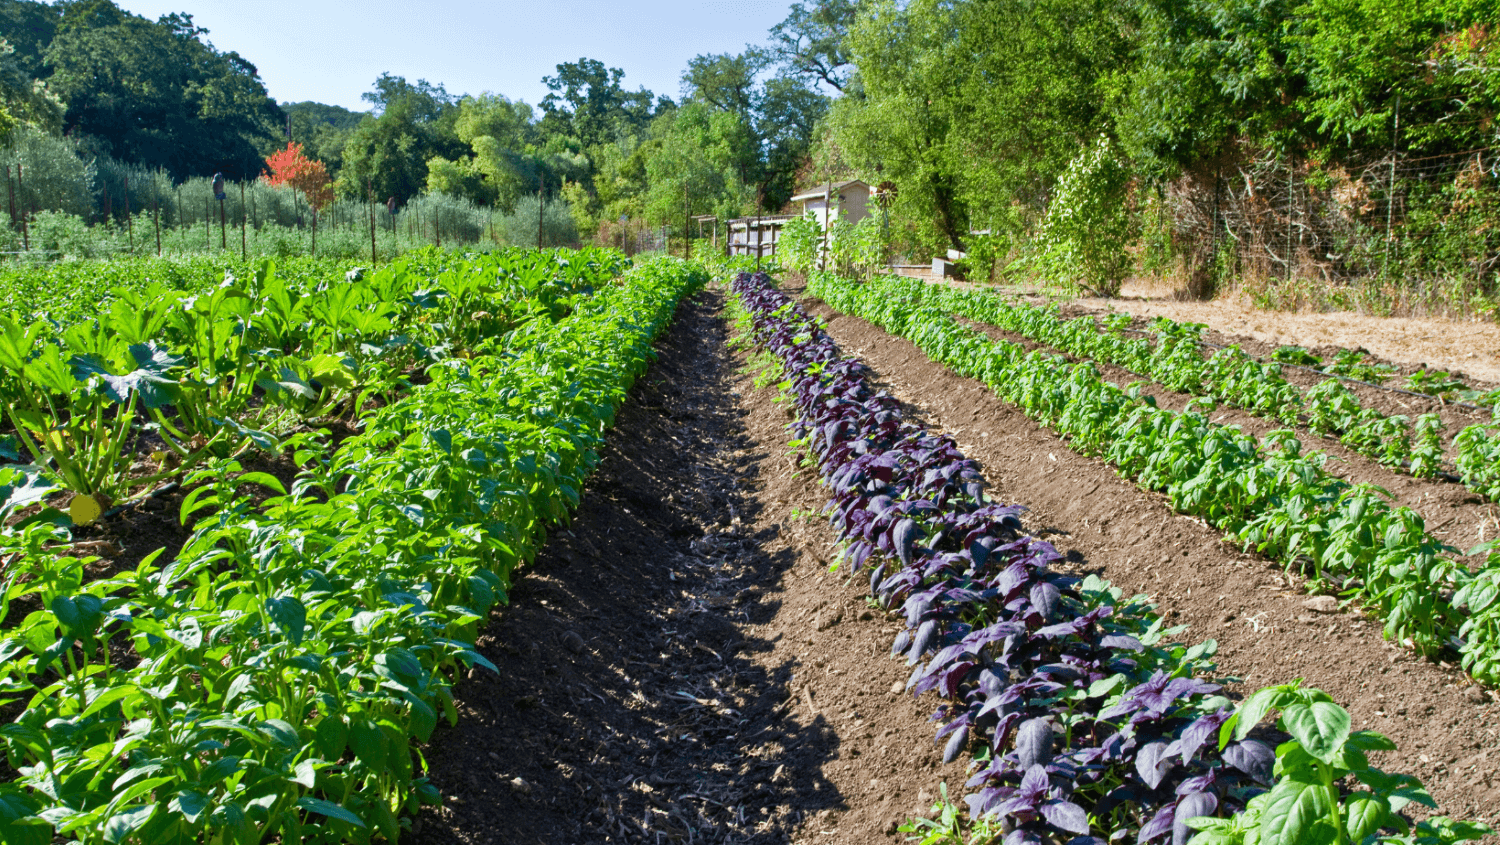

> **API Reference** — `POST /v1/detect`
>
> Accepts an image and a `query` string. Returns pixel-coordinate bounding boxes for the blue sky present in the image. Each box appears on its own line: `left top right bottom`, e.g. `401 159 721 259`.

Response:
111 0 796 112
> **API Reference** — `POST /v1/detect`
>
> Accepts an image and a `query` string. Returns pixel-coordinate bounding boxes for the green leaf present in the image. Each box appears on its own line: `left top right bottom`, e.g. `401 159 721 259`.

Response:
102 804 156 844
81 684 139 719
238 472 287 496
407 697 438 743
1343 793 1390 843
1282 701 1351 765
173 790 211 824
292 759 318 788
1261 779 1335 845
265 596 307 645
314 715 348 761
295 797 366 827
258 719 301 750
350 719 385 770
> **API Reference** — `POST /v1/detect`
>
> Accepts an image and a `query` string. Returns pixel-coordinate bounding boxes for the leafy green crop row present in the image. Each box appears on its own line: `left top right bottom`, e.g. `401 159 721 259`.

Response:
806 272 1500 685
0 247 627 504
892 278 1500 502
0 255 703 843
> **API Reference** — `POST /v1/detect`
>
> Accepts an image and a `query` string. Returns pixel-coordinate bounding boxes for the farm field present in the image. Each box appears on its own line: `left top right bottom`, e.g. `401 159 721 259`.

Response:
3 256 1499 843
412 268 1500 843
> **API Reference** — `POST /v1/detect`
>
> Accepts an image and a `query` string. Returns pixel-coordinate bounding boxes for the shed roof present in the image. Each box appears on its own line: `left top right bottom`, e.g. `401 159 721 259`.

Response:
789 180 869 202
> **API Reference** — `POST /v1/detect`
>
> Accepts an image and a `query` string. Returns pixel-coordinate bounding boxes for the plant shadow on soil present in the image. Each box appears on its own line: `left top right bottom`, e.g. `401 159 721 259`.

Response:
411 290 853 844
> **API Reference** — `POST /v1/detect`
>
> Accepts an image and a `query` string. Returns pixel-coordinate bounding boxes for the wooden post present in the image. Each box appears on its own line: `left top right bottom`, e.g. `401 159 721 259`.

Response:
755 211 762 271
205 197 210 250
822 182 831 270
536 174 544 249
367 177 377 265
124 176 133 252
683 181 690 260
220 197 227 250
5 167 16 233
153 192 161 256
1384 94 1401 278
16 165 27 250
1284 158 1293 283
312 203 318 257
240 181 247 259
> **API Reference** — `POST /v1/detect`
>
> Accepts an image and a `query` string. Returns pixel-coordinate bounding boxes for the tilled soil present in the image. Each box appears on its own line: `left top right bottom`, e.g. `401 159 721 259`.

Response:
410 289 951 845
406 278 1500 844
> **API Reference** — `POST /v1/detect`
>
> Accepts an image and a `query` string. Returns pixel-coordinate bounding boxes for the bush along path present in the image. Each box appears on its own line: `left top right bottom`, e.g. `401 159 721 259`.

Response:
804 271 1500 689
728 270 1492 845
0 257 705 843
907 277 1500 501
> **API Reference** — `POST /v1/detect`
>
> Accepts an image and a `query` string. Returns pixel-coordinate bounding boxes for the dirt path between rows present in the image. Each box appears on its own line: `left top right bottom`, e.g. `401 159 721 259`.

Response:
411 288 953 845
791 279 1500 827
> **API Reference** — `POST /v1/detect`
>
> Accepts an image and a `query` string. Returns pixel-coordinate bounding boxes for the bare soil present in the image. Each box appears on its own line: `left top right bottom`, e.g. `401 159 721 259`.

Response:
409 289 948 845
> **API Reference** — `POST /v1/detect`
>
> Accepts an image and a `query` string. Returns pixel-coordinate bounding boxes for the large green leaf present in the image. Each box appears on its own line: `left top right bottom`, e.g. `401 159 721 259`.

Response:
1260 778 1335 845
295 797 365 828
1282 701 1351 765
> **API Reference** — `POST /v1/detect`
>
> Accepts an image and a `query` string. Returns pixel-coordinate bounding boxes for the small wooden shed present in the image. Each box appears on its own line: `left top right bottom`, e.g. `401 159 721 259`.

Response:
790 180 872 229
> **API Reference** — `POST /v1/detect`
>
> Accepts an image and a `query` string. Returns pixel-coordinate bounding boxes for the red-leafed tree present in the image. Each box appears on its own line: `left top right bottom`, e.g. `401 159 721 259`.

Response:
262 142 335 209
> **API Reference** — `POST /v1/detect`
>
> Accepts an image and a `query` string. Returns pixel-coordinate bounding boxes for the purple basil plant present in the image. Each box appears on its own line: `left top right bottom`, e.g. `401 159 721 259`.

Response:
731 272 1266 843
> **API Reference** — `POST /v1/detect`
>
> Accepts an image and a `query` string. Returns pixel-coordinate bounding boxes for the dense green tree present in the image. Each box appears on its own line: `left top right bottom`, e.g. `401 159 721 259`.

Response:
337 73 466 203
0 36 63 139
0 0 56 79
830 0 967 251
679 48 827 210
644 101 757 224
281 100 363 178
539 58 667 150
40 2 281 179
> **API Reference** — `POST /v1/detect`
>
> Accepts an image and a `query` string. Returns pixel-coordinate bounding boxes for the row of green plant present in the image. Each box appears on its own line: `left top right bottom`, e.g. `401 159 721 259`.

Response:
0 247 627 506
887 277 1500 502
1268 346 1480 403
0 254 705 843
806 271 1500 686
0 255 359 328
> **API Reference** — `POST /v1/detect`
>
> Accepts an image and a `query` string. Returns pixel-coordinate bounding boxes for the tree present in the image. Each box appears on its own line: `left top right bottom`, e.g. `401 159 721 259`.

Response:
539 58 664 150
831 0 968 252
283 100 365 179
644 102 756 225
263 141 334 209
763 0 862 93
337 73 464 203
679 49 829 210
681 52 764 120
0 36 64 141
41 2 282 179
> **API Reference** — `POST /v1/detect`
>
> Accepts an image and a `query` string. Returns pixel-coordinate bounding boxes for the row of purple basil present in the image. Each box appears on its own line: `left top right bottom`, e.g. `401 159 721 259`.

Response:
730 270 1271 845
